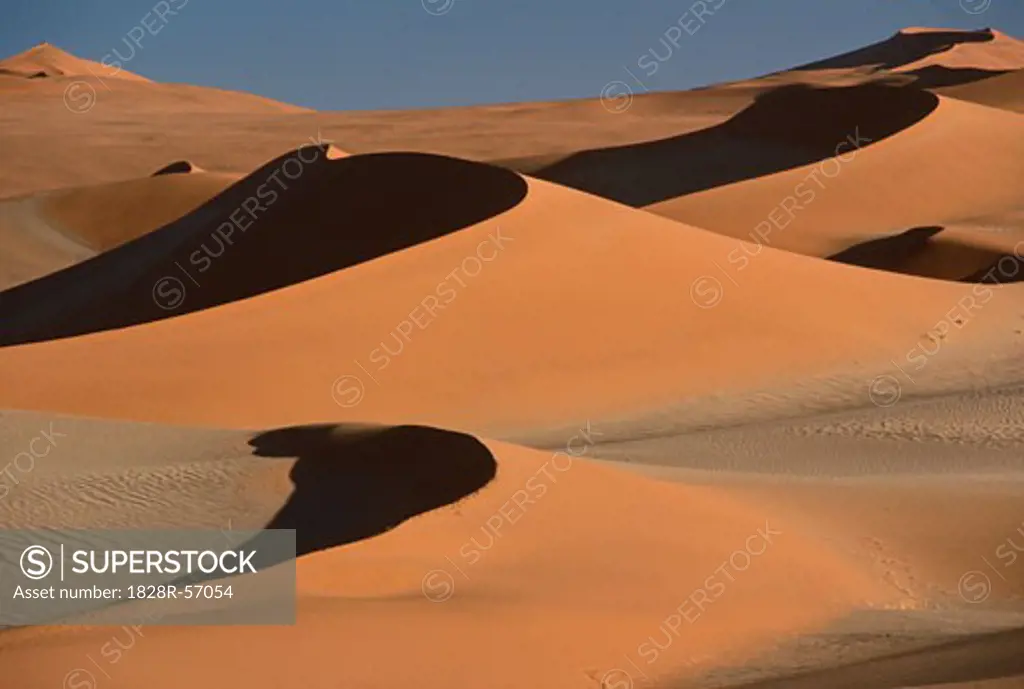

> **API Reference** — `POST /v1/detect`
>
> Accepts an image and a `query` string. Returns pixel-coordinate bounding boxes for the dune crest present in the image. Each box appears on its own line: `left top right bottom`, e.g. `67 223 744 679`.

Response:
152 160 205 175
790 27 1024 88
0 42 149 81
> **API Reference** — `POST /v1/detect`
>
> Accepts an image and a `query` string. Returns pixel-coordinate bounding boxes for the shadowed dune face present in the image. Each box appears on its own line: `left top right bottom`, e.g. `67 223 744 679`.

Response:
519 84 937 208
786 28 1024 90
905 64 1012 88
0 42 149 82
691 626 1024 689
0 150 528 346
251 425 497 558
828 226 1024 283
152 160 204 175
797 28 998 72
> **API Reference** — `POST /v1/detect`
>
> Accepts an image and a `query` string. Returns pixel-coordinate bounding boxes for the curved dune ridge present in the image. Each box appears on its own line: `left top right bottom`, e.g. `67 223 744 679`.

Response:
152 160 205 175
0 414 898 687
828 224 1024 283
0 151 1020 433
642 90 1024 263
0 147 526 345
517 83 940 208
38 171 241 251
519 83 1024 282
0 171 240 290
790 27 1024 87
0 42 149 81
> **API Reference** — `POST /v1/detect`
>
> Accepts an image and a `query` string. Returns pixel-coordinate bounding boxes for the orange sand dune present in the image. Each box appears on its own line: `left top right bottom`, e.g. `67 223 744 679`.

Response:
152 160 205 175
829 223 1024 282
38 171 240 250
644 90 1024 260
790 27 1024 88
516 83 939 209
0 43 307 119
516 83 1024 272
0 42 148 81
0 425 896 688
0 170 240 289
0 151 1020 433
937 68 1024 113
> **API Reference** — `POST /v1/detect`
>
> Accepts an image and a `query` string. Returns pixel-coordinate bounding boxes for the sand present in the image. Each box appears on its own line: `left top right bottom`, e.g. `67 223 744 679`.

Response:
0 25 1022 689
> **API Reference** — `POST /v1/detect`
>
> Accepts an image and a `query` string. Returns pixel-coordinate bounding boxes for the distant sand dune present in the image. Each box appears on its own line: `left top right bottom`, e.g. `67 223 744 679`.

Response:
152 160 205 175
515 83 938 208
0 42 149 82
790 28 1024 88
645 93 1024 263
828 225 1024 283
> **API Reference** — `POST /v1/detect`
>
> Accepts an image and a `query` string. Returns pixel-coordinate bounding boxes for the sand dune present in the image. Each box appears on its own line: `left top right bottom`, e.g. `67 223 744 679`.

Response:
509 82 1024 280
0 42 149 82
152 160 205 175
1 25 1022 689
516 83 939 208
0 150 1021 433
790 27 1024 88
644 91 1024 262
937 69 1024 113
0 412 900 688
0 171 239 289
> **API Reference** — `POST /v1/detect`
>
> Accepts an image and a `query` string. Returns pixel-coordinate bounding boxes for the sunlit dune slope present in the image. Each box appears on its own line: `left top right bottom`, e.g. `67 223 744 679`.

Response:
645 90 1024 259
0 152 1020 432
37 171 241 250
0 42 148 81
0 414 894 688
936 68 1024 113
0 171 241 289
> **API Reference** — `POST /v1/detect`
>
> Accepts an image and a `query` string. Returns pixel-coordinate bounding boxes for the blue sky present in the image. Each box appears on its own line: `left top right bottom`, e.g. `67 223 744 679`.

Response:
2 0 1022 110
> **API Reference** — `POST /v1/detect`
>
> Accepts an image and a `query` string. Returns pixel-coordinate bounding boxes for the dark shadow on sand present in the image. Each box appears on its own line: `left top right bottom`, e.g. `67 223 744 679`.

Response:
828 226 944 272
686 626 1024 689
828 225 1024 283
520 84 938 208
796 28 996 72
0 150 528 347
249 424 497 560
905 64 1012 89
